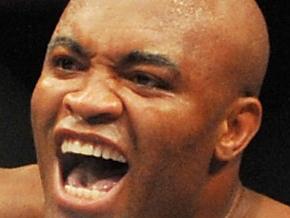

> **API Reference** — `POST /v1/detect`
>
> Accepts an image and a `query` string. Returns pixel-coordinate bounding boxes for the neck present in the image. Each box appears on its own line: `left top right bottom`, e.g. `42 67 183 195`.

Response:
193 159 243 218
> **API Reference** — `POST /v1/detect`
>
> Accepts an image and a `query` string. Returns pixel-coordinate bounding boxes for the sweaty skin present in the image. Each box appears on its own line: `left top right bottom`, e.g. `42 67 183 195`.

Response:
0 165 43 218
7 0 288 218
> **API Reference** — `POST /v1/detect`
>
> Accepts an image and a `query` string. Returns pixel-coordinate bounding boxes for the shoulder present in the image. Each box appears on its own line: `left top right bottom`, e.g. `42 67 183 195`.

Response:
0 164 43 218
242 187 290 218
0 164 42 193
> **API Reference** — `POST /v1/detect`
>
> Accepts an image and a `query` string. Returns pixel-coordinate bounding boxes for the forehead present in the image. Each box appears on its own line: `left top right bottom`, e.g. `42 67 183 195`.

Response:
56 0 221 44
55 0 228 62
66 0 216 26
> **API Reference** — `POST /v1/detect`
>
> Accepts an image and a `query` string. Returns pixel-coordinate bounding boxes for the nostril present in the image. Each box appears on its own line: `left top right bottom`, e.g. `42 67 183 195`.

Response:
63 92 78 114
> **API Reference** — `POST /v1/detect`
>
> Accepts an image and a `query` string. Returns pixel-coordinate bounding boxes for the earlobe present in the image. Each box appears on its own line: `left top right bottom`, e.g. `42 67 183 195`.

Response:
215 97 262 161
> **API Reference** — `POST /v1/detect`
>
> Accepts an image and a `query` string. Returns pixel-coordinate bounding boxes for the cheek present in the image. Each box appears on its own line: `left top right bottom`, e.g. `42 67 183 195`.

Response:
31 76 69 137
143 105 211 169
122 95 220 215
123 92 221 175
124 95 208 169
127 97 206 153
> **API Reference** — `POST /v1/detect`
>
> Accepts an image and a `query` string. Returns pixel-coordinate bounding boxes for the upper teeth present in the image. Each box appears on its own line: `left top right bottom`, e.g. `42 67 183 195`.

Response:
61 139 127 163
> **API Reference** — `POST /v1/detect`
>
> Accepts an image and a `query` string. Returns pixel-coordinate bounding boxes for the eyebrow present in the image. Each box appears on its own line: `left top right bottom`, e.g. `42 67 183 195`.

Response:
118 50 179 71
47 37 180 76
47 36 91 58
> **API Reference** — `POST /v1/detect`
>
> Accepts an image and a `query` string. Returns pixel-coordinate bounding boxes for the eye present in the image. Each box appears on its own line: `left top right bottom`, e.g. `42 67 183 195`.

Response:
126 71 170 90
51 55 85 72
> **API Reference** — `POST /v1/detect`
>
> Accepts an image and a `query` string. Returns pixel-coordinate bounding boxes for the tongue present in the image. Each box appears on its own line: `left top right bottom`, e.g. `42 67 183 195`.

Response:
67 158 124 192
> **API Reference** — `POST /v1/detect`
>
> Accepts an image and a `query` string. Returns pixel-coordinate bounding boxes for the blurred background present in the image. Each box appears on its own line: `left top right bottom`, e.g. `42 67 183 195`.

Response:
0 0 289 205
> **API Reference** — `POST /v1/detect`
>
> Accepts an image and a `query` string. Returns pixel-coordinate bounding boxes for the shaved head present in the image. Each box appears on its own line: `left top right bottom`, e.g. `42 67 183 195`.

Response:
210 0 270 96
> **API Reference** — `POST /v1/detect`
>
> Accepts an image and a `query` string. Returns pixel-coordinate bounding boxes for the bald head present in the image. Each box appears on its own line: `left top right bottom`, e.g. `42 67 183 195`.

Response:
212 0 270 96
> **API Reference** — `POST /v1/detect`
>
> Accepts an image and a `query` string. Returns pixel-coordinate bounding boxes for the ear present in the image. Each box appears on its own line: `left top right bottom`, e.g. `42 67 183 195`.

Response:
215 97 262 161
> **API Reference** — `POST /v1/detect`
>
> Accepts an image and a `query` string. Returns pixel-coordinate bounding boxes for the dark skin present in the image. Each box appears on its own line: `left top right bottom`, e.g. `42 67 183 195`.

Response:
1 0 290 217
0 166 289 218
0 165 43 218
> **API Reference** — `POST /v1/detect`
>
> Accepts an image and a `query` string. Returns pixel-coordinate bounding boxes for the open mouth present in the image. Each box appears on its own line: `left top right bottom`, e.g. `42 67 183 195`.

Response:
59 139 129 200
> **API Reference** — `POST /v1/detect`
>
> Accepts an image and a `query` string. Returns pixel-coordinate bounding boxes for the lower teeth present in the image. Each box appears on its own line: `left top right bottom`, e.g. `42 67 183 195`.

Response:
65 185 106 199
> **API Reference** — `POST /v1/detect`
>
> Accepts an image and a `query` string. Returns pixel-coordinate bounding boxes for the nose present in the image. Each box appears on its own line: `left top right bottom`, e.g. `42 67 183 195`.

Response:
63 80 123 124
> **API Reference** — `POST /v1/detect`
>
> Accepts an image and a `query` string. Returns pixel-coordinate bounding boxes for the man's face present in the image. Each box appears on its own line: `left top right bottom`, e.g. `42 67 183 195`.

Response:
31 1 237 217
